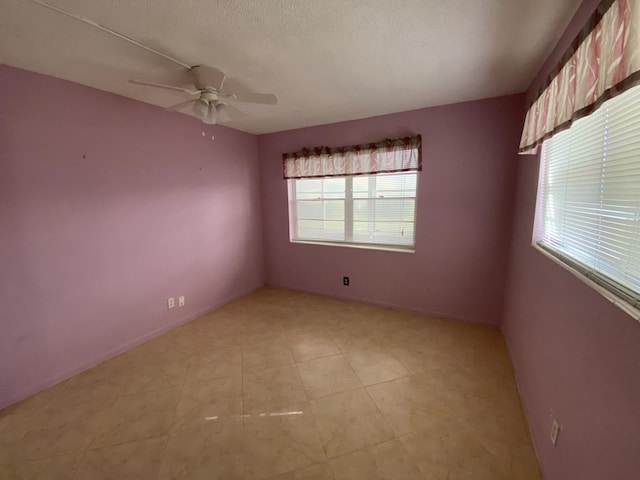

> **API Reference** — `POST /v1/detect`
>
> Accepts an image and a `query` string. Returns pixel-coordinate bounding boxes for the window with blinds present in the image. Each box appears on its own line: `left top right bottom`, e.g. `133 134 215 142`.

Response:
538 85 640 307
289 171 417 250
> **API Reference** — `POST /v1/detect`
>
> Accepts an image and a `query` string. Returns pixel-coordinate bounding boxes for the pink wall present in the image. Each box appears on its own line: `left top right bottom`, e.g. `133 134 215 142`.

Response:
258 95 524 325
0 65 264 408
503 1 640 479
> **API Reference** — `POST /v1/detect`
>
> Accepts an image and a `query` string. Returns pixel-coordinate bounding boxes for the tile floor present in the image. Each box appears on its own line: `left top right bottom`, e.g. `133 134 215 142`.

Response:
0 287 541 479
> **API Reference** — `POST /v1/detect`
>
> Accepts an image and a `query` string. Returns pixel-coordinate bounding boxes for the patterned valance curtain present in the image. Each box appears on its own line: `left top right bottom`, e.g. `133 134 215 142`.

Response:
519 0 640 154
283 135 421 179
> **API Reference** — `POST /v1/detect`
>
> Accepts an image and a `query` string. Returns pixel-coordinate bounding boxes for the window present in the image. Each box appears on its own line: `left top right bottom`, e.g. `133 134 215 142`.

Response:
537 85 640 307
283 135 421 251
289 171 417 251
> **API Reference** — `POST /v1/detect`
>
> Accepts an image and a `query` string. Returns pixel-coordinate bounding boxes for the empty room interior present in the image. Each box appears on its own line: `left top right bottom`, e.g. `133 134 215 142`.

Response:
1 0 639 479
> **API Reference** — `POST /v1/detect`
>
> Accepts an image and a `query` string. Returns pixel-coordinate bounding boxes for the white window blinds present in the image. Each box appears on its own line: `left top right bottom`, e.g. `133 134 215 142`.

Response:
290 172 417 250
539 85 640 304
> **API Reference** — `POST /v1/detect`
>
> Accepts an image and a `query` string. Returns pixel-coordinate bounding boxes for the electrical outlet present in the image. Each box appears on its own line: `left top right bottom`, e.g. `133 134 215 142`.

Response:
343 276 349 286
178 296 185 307
168 297 175 309
550 418 560 446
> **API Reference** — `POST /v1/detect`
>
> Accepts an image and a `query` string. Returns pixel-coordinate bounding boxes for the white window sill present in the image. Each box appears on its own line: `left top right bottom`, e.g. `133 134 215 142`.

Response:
532 243 640 322
290 239 415 254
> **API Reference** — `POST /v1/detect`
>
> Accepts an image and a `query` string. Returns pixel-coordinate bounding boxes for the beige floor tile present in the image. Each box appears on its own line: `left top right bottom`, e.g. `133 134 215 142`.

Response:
243 338 294 372
458 431 542 480
159 419 244 480
185 346 242 384
510 441 543 480
243 365 307 414
195 331 243 351
328 327 385 353
294 310 343 330
0 465 11 479
125 332 196 363
1 380 68 414
366 373 464 436
282 317 326 336
163 328 199 350
0 388 66 464
287 330 340 362
455 393 532 453
440 363 519 406
121 356 189 395
91 387 181 448
10 399 109 462
400 417 515 480
243 314 286 329
265 462 335 480
344 349 411 386
172 375 242 433
309 388 394 458
193 313 245 338
243 402 326 480
48 360 130 409
388 341 455 374
329 439 423 480
76 436 167 479
243 326 287 347
381 315 451 342
0 381 69 442
0 454 82 480
2 288 541 480
296 356 362 400
0 421 31 465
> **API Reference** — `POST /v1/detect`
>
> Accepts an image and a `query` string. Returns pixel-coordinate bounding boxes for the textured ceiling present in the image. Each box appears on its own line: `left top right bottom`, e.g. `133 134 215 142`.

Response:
0 0 582 134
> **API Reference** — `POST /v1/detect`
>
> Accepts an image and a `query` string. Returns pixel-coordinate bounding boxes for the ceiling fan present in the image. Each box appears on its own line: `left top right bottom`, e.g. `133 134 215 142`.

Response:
130 66 278 125
29 0 278 125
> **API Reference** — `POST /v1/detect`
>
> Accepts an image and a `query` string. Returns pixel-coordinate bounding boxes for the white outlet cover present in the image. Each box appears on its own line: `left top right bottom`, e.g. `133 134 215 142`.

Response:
168 297 175 309
178 296 185 307
550 418 560 446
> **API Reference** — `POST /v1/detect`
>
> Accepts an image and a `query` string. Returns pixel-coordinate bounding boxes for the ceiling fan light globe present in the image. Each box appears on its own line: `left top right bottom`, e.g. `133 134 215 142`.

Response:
216 103 231 123
202 103 217 125
192 99 209 119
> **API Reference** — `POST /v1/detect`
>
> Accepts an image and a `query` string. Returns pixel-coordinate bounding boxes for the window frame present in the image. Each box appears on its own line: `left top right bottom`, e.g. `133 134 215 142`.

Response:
533 242 640 320
288 171 419 253
533 97 640 319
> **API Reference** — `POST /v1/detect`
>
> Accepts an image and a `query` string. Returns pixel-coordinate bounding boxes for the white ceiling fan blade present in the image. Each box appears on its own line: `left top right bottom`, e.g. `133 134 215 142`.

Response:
225 92 278 105
129 79 200 95
191 66 225 92
166 99 197 111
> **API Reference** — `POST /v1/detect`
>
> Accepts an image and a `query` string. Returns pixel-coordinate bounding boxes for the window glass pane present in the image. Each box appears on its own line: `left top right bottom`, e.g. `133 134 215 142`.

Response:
539 85 640 299
296 200 345 221
322 178 347 199
295 178 345 200
352 176 370 199
353 221 415 246
353 199 415 221
296 219 345 241
374 174 417 196
290 169 417 250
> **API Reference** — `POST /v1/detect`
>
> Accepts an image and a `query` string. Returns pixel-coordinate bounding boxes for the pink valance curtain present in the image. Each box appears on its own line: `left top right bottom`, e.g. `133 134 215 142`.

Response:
283 135 421 179
519 0 640 154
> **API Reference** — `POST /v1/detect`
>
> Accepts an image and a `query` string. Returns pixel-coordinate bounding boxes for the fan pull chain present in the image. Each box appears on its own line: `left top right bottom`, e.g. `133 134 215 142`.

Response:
201 128 215 141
